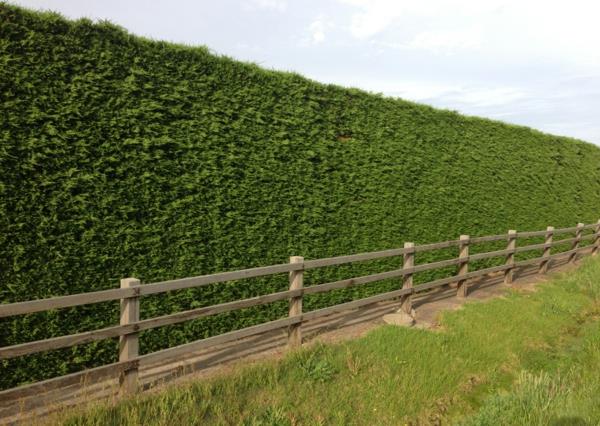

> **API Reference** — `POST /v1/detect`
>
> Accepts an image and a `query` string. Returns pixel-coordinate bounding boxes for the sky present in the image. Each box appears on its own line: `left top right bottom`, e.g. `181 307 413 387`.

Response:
10 0 600 145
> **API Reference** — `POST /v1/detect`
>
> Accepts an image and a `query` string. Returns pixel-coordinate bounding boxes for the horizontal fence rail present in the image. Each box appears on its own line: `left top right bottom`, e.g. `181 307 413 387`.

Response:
1 220 600 398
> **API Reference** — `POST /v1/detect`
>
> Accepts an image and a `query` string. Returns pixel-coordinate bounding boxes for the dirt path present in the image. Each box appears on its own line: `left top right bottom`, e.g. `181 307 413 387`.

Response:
0 254 582 424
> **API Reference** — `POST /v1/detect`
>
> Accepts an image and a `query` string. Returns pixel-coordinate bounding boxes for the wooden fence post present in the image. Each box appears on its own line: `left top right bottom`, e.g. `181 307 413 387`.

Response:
457 235 469 298
119 277 140 395
400 242 415 314
593 220 600 256
539 226 554 274
504 230 517 285
570 223 584 263
288 256 304 349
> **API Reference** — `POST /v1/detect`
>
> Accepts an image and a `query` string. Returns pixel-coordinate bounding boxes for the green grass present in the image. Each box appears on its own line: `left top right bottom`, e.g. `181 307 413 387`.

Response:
48 257 600 425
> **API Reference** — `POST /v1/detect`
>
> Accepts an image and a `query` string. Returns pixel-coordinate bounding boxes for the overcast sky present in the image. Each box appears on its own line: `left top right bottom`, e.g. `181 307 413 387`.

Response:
10 0 600 145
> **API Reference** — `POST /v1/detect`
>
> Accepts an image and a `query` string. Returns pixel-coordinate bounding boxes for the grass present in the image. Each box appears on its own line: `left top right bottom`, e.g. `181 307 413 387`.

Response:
48 257 600 425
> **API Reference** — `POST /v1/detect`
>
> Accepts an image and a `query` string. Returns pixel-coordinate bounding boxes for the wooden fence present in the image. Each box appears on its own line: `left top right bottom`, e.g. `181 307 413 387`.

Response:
1 221 600 399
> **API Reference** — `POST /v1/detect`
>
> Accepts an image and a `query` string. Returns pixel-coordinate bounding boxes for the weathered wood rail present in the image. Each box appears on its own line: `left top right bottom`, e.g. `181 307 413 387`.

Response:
1 221 599 400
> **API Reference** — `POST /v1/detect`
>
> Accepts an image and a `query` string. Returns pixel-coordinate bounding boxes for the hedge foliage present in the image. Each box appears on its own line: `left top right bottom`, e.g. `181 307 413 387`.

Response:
1 4 600 389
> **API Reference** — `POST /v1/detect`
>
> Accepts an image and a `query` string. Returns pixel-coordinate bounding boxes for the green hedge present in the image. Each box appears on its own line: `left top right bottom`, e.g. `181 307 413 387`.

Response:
1 3 600 389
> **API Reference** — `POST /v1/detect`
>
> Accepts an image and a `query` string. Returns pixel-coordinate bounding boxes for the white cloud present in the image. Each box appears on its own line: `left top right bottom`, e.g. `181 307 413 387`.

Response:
309 16 327 44
247 0 287 12
299 15 334 46
338 0 500 39
405 27 482 54
337 0 600 66
375 26 483 55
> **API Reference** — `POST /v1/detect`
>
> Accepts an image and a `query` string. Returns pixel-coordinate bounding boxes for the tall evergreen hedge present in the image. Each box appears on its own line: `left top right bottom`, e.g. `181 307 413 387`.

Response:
1 4 600 389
